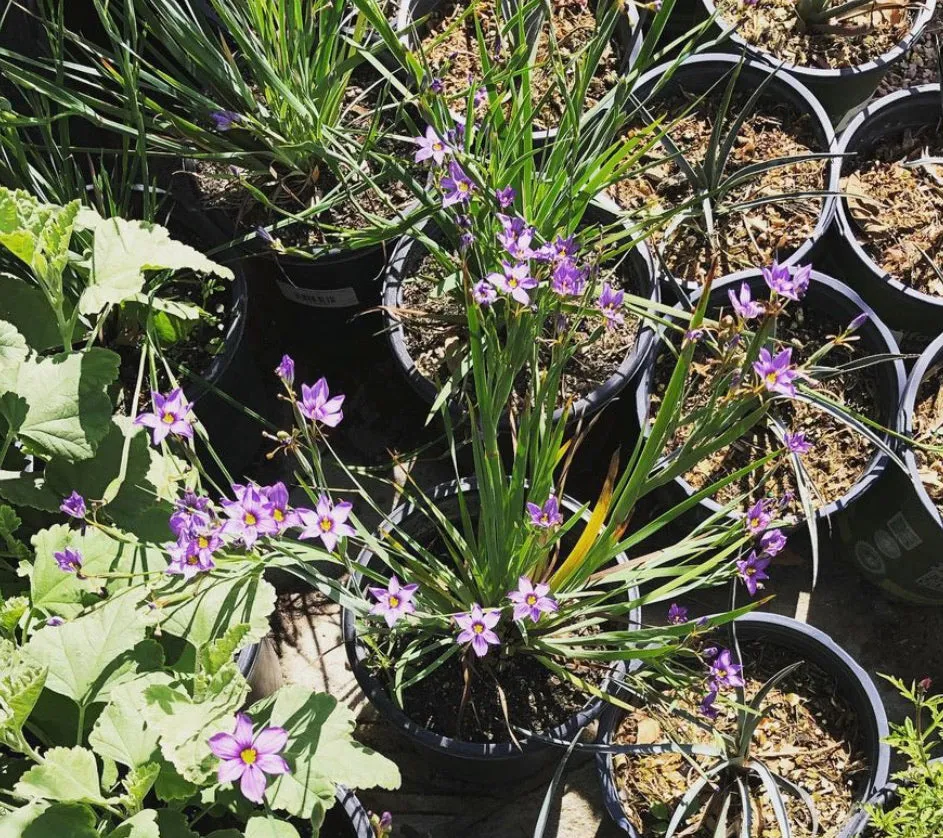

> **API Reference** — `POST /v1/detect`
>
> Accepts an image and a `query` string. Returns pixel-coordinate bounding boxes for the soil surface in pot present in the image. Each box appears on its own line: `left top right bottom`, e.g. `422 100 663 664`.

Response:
610 640 870 838
420 0 624 130
841 123 943 297
186 69 418 249
609 91 826 285
714 0 912 70
399 250 643 407
649 304 883 516
911 365 943 513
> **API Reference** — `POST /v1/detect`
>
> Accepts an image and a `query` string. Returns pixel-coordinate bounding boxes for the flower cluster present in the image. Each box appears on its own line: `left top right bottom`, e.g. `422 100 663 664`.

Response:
737 497 790 596
700 646 745 718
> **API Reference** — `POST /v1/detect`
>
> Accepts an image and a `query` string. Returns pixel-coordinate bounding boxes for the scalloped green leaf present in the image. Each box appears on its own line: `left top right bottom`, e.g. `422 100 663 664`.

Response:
245 817 302 838
0 802 98 838
88 674 171 769
13 747 105 805
0 638 47 752
0 275 62 352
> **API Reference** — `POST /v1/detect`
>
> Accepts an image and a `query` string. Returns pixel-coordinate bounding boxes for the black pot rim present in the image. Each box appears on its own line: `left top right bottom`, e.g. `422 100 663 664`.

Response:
629 52 837 277
831 83 943 311
394 0 642 143
342 476 638 763
335 785 374 838
382 196 659 423
595 611 892 838
700 0 936 80
898 332 943 530
634 269 906 524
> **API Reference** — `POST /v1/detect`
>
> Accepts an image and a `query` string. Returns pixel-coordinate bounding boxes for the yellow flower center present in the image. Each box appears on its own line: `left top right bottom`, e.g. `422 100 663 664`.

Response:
197 536 209 549
162 412 175 424
458 181 469 193
273 509 284 522
508 277 518 288
389 595 400 608
319 517 333 532
187 555 199 565
433 141 442 151
240 748 257 765
526 594 537 606
540 514 549 524
716 668 727 678
746 567 756 576
244 512 257 526
765 372 778 385
473 623 485 634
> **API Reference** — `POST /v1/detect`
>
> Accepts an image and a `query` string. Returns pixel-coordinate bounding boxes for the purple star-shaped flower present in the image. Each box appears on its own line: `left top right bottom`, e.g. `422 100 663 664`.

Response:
536 235 578 265
455 604 501 657
763 261 810 301
488 261 537 305
699 687 720 719
54 547 82 573
760 528 787 556
709 648 745 690
208 713 290 804
508 576 558 623
210 110 241 131
667 603 688 625
551 260 587 297
736 550 772 596
429 77 444 94
60 491 86 519
275 354 295 387
497 219 535 261
368 575 419 627
220 485 278 548
744 499 771 535
496 186 515 208
598 282 624 329
753 347 799 398
298 494 355 551
440 161 475 207
261 482 301 531
472 280 497 305
169 491 214 539
526 495 563 528
135 389 194 445
783 431 812 454
167 532 218 580
728 282 764 319
297 378 344 427
414 125 450 165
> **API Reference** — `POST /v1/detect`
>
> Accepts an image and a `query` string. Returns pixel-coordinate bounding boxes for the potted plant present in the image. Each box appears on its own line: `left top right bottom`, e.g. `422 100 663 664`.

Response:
835 331 943 605
701 0 937 126
594 611 891 836
825 84 943 350
608 53 836 294
635 266 906 573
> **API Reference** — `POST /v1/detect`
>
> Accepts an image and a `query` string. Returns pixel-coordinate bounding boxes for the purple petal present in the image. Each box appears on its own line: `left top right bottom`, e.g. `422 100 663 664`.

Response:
239 764 268 803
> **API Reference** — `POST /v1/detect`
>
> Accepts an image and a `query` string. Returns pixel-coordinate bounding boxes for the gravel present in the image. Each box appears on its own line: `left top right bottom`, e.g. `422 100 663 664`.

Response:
876 4 942 94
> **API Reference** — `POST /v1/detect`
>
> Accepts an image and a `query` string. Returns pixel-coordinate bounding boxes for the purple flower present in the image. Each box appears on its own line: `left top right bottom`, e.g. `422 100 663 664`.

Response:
508 576 558 623
220 485 278 548
474 86 487 107
526 495 563 528
60 491 86 519
369 576 419 627
753 347 799 398
46 616 64 627
372 811 393 838
472 280 497 305
736 550 771 596
298 494 355 551
497 221 536 261
551 261 587 297
667 603 688 625
763 261 810 301
414 125 449 165
759 528 787 556
537 235 578 265
496 186 515 208
728 282 764 319
685 328 704 342
167 532 218 580
208 713 290 804
275 354 295 387
488 261 537 305
297 378 344 427
744 499 771 535
210 110 241 131
440 161 475 207
847 312 868 332
709 648 745 690
169 491 214 539
255 226 275 245
261 482 301 531
702 645 719 659
134 389 194 445
54 548 82 573
699 687 719 719
455 604 501 657
598 282 625 329
429 77 444 94
783 431 812 454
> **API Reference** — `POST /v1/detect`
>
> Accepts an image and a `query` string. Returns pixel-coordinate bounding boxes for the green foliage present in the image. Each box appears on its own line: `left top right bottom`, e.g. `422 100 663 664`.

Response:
868 677 943 838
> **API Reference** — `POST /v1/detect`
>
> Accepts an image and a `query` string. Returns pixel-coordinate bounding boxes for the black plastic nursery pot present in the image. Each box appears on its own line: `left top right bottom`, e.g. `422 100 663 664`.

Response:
383 199 659 431
596 612 892 838
699 0 937 128
835 333 943 606
634 269 906 532
628 53 837 297
396 0 643 144
822 85 943 352
328 786 375 838
342 478 641 786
